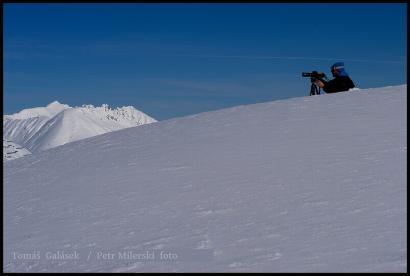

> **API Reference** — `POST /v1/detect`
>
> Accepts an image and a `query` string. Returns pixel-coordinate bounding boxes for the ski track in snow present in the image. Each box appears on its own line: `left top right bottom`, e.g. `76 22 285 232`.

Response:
4 85 407 272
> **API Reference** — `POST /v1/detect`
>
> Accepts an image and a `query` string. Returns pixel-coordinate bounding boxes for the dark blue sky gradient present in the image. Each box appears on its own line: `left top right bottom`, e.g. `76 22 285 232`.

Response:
4 3 407 120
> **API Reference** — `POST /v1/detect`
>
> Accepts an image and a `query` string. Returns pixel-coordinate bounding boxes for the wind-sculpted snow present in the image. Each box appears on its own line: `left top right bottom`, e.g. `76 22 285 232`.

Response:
4 85 406 272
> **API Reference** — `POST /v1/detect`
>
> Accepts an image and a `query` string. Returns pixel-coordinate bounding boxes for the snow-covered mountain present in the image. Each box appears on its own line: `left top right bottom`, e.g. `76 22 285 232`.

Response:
4 85 406 272
3 101 70 148
3 139 31 161
3 101 157 155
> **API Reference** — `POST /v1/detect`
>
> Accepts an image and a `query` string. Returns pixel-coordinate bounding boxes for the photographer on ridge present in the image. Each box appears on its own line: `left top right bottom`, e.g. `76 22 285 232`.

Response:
314 62 355 93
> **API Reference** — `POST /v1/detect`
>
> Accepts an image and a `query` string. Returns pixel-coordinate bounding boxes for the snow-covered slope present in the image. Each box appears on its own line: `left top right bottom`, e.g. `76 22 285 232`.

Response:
3 139 31 161
3 102 157 153
4 85 406 272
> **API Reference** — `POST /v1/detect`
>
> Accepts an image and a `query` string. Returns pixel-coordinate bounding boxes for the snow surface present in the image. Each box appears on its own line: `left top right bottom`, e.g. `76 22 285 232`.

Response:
4 85 407 272
3 139 31 161
3 102 157 154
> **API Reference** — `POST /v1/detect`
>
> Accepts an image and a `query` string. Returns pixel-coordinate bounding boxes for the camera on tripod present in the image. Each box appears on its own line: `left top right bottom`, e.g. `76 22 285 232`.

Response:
302 71 328 96
302 71 327 80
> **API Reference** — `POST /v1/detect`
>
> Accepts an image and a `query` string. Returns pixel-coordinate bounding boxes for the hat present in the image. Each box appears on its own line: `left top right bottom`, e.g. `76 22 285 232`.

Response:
331 62 348 76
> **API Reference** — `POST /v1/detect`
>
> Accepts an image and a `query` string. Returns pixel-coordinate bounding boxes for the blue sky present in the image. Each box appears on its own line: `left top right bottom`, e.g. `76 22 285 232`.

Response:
4 3 407 120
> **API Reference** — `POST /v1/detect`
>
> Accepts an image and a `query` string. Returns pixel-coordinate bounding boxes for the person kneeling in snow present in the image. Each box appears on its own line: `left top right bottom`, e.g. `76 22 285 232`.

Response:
315 62 355 93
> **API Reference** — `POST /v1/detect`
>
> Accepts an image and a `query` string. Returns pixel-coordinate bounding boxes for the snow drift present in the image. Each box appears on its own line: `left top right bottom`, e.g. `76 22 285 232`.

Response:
4 85 407 272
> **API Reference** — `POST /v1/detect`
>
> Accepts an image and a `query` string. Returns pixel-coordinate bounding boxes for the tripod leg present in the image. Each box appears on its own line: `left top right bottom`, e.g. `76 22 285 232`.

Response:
310 83 320 96
310 84 315 96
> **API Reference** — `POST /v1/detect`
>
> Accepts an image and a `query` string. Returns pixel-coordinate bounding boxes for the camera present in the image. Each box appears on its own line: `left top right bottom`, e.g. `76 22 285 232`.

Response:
301 71 326 79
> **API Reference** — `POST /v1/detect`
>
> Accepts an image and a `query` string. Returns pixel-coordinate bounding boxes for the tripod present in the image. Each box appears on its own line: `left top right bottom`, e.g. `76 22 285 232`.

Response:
309 75 328 96
302 71 328 96
309 81 321 96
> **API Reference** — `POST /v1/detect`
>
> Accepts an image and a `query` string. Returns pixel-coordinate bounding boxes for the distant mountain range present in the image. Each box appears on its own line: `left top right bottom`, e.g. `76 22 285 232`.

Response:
3 101 156 161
